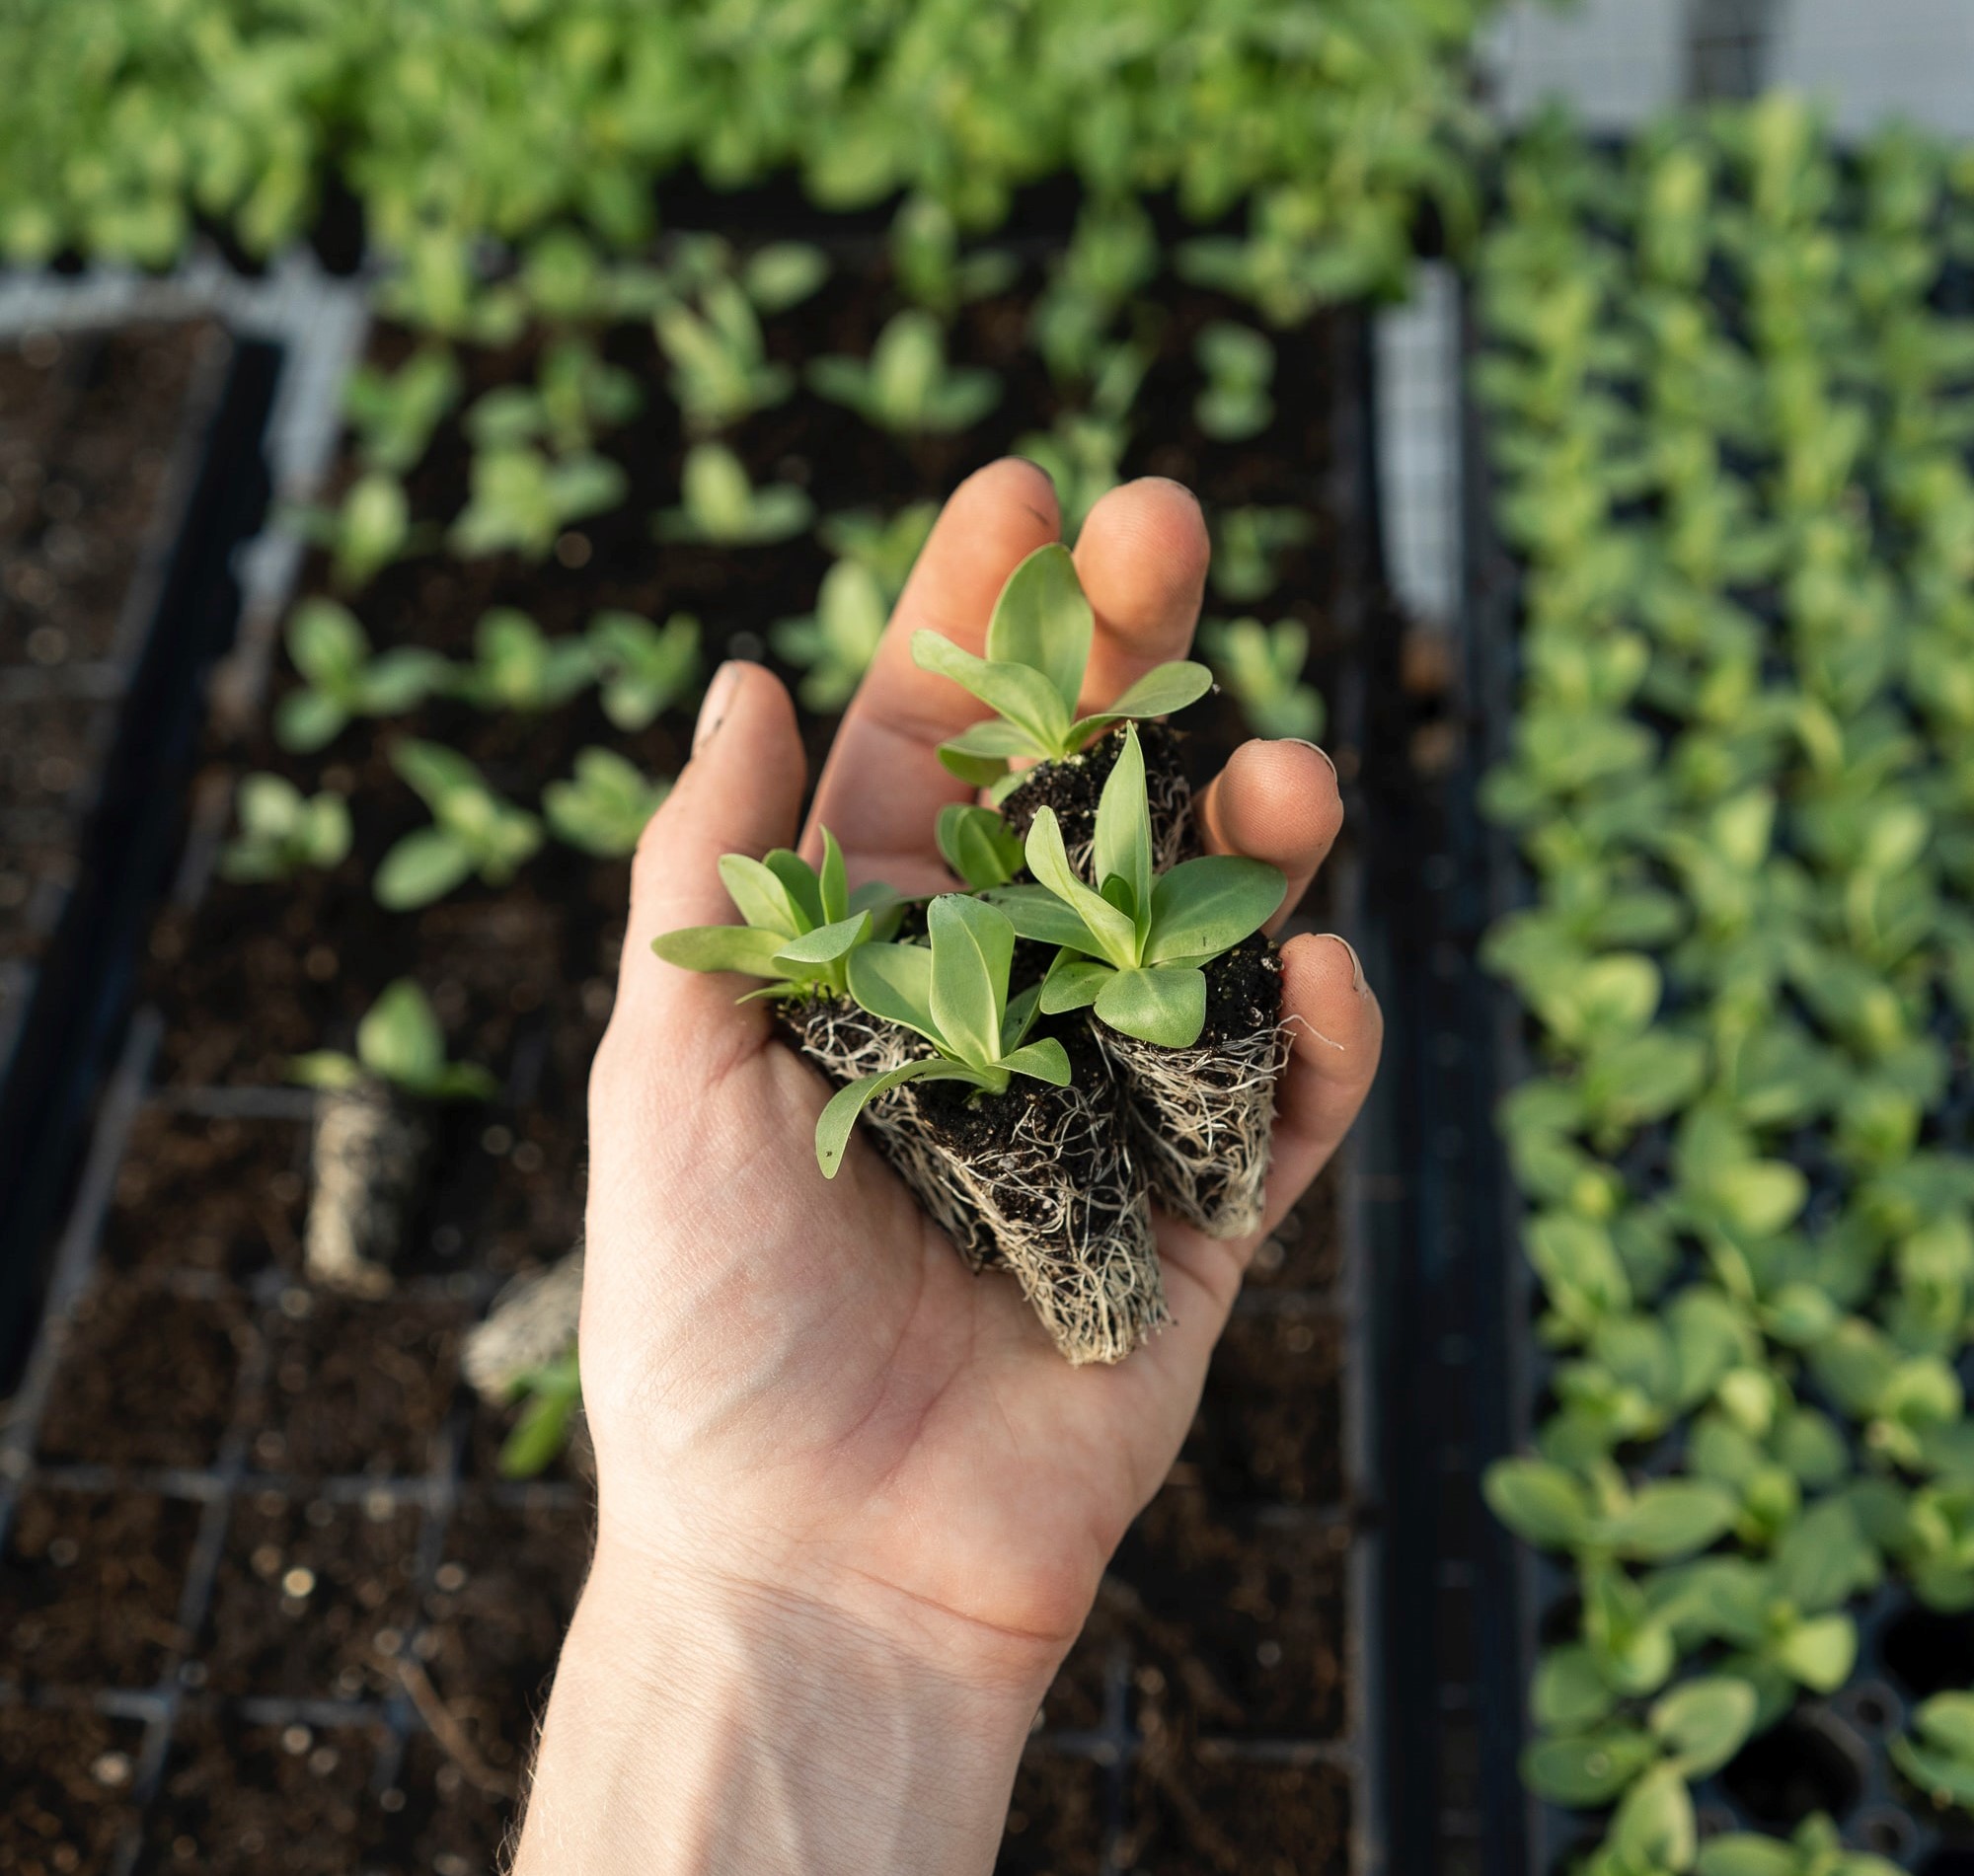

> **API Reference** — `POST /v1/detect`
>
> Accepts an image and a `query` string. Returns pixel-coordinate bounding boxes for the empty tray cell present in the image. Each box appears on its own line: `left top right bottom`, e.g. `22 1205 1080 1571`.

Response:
1125 1749 1353 1876
0 1705 145 1872
103 1108 309 1278
1182 1300 1345 1506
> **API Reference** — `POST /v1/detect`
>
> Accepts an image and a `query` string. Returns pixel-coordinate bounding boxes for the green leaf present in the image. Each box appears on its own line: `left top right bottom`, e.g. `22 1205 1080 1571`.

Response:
1024 808 1140 964
286 598 366 686
1483 1458 1593 1548
912 632 1071 754
287 1050 363 1091
1773 1614 1856 1692
374 829 476 910
650 925 791 977
1694 1838 1796 1876
1521 1727 1658 1805
848 942 940 1043
1649 1677 1757 1776
1145 856 1286 964
818 829 850 925
928 895 1013 1070
1713 1162 1808 1237
274 687 347 754
1000 1038 1072 1086
1094 965 1207 1048
1072 659 1214 741
939 717 1040 760
990 884 1103 952
356 980 447 1091
1611 1765 1696 1872
1892 1729 1974 1809
1039 956 1112 1014
815 1062 951 1176
773 914 872 968
1093 724 1153 931
719 855 802 937
937 804 1024 890
1609 1481 1737 1561
984 542 1092 717
1533 1646 1616 1731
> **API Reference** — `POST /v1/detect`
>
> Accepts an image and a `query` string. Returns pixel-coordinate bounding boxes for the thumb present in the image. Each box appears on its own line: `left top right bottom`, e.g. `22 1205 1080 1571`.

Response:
609 660 807 1055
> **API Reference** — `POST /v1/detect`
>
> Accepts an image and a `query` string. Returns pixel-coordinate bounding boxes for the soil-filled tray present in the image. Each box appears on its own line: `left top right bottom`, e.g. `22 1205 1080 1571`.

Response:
0 322 279 1388
0 223 1382 1872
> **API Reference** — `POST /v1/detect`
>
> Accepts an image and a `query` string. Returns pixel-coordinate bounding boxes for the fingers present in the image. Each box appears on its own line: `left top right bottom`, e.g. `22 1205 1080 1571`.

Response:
1073 479 1211 712
611 661 807 1051
1195 738 1342 929
1257 933 1382 1235
805 459 1059 875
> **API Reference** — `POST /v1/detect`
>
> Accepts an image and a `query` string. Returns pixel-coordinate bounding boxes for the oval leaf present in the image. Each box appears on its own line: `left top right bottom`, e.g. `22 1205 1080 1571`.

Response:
984 542 1092 715
928 894 1014 1069
848 941 940 1043
1094 965 1206 1048
1146 856 1286 964
651 925 791 978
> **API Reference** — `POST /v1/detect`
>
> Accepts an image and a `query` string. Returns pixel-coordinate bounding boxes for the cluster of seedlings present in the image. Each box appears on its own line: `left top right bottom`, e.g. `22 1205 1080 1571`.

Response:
654 545 1291 1364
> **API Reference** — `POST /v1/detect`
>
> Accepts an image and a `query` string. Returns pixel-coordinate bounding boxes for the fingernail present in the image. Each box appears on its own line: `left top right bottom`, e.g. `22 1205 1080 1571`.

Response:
1286 739 1338 781
695 661 742 753
1320 933 1367 994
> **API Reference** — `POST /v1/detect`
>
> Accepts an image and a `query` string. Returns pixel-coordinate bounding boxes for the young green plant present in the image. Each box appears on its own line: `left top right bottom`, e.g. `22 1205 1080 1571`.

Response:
274 600 447 753
543 748 669 858
447 608 596 713
450 445 627 561
808 311 1001 436
655 444 813 546
587 610 701 730
1203 617 1326 742
219 775 351 882
375 741 543 910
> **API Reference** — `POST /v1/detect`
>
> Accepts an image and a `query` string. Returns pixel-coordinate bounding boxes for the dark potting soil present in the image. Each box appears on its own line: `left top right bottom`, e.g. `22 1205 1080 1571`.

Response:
35 1282 250 1470
1196 931 1283 1051
0 1706 143 1874
199 1491 421 1699
0 1488 200 1688
999 719 1199 868
12 238 1363 1872
142 1713 388 1875
1124 1752 1353 1876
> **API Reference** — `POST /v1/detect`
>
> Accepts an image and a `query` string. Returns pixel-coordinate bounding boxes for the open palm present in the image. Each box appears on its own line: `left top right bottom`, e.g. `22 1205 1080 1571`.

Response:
580 460 1382 1700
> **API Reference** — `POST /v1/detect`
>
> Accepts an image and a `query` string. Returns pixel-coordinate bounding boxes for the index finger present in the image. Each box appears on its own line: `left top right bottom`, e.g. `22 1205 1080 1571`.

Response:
803 458 1059 881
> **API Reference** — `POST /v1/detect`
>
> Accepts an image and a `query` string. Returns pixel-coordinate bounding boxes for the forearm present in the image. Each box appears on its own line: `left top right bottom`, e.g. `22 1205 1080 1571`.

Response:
511 1540 1040 1875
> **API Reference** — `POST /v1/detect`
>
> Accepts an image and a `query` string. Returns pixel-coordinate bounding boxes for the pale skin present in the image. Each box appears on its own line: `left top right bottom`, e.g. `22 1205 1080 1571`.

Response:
512 462 1383 1874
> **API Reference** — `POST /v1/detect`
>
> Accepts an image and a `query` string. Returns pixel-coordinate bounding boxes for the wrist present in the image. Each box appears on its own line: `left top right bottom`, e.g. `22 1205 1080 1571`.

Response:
512 1534 1046 1875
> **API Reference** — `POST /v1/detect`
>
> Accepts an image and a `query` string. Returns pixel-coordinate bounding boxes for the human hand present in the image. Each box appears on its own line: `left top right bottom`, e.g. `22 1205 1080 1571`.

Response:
514 462 1382 1874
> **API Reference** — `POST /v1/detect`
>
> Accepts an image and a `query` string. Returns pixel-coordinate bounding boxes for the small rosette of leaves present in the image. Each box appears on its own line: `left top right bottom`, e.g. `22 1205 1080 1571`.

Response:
911 543 1210 792
375 740 543 910
289 979 498 1102
816 895 1071 1178
587 610 701 731
650 830 901 1003
447 608 596 713
275 599 447 754
219 775 351 882
992 725 1283 1048
543 748 669 858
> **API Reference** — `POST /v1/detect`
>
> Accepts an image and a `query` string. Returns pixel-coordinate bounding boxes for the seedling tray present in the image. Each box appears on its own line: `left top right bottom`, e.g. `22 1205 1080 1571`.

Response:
0 221 1388 1873
0 323 279 1388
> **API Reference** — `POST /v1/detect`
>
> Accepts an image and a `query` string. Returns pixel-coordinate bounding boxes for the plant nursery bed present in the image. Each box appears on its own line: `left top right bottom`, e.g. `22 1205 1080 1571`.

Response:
0 319 279 1387
0 222 1384 1872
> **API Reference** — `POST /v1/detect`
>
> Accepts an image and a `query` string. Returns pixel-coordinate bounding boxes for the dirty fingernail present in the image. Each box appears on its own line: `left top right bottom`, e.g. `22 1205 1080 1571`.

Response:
1320 933 1367 994
694 661 743 753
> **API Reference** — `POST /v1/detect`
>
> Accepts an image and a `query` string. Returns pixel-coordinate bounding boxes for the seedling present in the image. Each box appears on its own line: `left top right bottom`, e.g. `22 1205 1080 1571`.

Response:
498 1350 582 1479
995 726 1284 1049
655 444 813 545
890 196 1017 317
772 561 887 713
1695 1815 1901 1876
650 829 901 1003
587 610 702 730
295 471 419 591
375 740 542 910
809 312 1001 436
1203 617 1325 741
1193 321 1275 440
818 502 937 597
936 804 1024 890
815 895 1070 1176
1030 200 1159 383
447 608 596 713
1893 1692 1974 1811
910 544 1210 792
465 336 641 455
290 979 498 1101
650 237 823 431
343 346 462 476
543 747 669 858
450 445 627 561
220 775 351 882
1209 506 1314 605
274 599 447 753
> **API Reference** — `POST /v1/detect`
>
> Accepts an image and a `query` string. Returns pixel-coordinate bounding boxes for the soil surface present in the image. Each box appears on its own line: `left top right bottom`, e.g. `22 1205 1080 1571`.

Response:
2 229 1365 1872
0 1705 144 1875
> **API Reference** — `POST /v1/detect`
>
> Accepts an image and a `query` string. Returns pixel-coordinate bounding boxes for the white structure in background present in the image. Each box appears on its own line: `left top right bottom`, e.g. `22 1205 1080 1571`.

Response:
1480 0 1688 126
1373 264 1463 635
1769 0 1974 138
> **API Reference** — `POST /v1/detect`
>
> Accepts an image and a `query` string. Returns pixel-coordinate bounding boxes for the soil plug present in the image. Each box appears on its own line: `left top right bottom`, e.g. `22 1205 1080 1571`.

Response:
912 543 1208 875
290 980 498 1294
465 1259 586 1479
994 725 1288 1238
820 895 1168 1363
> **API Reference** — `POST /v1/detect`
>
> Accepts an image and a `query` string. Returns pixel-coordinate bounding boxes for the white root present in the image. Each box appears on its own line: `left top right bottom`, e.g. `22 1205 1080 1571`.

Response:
463 1250 583 1403
304 1084 427 1295
889 1068 1169 1365
1101 1021 1289 1240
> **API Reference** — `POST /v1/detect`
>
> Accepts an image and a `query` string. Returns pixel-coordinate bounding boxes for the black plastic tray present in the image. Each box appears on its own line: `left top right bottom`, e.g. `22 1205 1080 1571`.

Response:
0 328 280 1388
